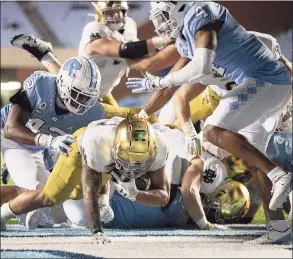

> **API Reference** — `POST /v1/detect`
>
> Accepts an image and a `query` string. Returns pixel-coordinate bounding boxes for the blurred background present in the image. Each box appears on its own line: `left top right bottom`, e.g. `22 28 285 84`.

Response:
1 1 292 108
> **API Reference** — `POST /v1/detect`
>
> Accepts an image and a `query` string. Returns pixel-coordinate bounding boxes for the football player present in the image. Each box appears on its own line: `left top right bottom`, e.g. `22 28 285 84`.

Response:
10 1 177 107
1 116 170 243
1 56 101 193
61 123 249 230
126 1 292 242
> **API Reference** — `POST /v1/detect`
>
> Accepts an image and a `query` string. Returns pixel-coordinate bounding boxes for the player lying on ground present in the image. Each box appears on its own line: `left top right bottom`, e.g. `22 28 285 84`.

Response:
62 177 249 230
126 1 292 243
10 1 179 107
1 116 170 244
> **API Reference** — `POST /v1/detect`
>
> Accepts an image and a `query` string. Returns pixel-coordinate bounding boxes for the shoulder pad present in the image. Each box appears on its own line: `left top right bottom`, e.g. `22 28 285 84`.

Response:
84 21 112 39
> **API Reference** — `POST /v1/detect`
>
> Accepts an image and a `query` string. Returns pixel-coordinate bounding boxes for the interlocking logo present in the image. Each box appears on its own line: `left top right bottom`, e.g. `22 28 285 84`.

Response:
203 169 217 184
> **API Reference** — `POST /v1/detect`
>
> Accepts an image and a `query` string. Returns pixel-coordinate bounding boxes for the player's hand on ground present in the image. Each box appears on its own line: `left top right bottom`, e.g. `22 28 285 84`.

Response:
91 232 111 244
50 134 75 156
100 204 114 224
126 72 162 93
208 223 231 231
112 172 138 201
184 133 202 157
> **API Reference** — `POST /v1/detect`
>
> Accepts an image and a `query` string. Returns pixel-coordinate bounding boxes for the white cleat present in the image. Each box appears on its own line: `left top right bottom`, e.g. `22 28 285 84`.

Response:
269 173 293 211
246 220 292 245
10 34 53 61
25 208 45 230
1 217 7 231
38 211 54 228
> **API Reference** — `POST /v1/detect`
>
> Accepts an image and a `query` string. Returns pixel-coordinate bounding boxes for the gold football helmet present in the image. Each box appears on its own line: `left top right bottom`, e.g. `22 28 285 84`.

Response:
92 1 129 30
112 115 157 179
203 179 250 224
222 155 253 186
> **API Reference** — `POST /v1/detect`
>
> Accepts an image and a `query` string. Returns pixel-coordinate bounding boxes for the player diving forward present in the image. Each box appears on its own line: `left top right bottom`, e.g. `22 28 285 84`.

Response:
1 116 170 244
11 1 176 107
61 123 250 230
126 1 292 228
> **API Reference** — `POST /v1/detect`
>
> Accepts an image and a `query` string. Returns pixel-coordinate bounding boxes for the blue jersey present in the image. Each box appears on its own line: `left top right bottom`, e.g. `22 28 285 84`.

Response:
104 190 188 229
266 132 292 173
175 2 291 86
1 71 105 167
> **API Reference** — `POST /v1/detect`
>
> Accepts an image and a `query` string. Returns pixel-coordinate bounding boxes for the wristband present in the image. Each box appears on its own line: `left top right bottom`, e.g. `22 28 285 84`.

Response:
34 133 52 147
137 109 149 119
196 216 210 230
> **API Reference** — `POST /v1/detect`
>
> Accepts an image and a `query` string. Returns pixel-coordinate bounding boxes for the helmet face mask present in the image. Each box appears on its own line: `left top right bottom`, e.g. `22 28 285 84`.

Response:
203 180 250 223
93 1 128 31
149 1 189 40
112 116 157 179
57 57 101 115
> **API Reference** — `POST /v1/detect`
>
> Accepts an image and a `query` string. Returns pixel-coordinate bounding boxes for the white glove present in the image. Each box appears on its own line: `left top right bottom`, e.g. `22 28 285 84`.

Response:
184 133 202 156
100 204 114 224
35 133 75 156
126 72 163 93
182 120 202 156
112 171 138 201
90 232 111 244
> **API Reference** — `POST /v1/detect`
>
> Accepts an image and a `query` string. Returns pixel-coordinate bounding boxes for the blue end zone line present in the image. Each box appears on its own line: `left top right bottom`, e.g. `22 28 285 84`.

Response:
0 249 103 259
1 224 267 238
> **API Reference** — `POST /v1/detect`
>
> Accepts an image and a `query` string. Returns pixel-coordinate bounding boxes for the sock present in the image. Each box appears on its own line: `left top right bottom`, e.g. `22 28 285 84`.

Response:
1 202 17 220
267 167 287 183
41 52 58 67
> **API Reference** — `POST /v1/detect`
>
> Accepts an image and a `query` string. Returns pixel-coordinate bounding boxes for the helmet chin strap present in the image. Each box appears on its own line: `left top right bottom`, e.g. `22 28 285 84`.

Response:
55 92 69 114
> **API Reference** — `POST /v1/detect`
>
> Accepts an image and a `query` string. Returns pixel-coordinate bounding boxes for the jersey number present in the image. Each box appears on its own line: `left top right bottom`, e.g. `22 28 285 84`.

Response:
29 118 68 136
195 6 208 18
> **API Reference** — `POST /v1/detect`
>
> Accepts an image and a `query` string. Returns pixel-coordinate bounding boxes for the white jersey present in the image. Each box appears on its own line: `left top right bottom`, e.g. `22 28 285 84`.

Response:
78 17 138 98
78 117 168 174
152 123 227 194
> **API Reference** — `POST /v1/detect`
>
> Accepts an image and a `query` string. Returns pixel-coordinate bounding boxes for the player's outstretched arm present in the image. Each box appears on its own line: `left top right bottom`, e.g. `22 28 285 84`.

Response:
81 161 110 244
85 36 170 59
127 44 180 73
142 56 190 115
4 104 36 145
135 166 170 207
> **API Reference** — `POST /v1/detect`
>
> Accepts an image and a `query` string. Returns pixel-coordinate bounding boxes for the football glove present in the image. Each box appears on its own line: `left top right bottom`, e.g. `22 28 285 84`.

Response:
112 171 138 201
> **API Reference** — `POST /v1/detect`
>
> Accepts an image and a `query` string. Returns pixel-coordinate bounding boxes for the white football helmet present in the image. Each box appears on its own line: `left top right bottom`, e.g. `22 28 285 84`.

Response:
149 1 191 39
56 56 101 115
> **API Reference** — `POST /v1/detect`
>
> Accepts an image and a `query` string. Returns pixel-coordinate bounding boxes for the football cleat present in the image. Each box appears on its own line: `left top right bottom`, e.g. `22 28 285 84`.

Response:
269 173 293 211
25 208 45 230
10 34 53 61
246 220 292 244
